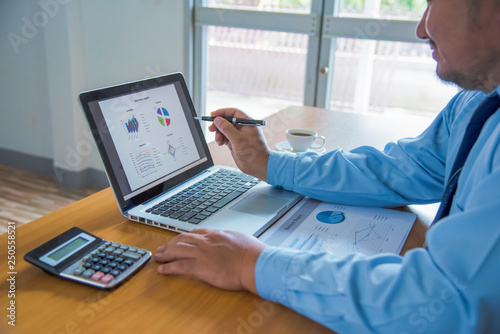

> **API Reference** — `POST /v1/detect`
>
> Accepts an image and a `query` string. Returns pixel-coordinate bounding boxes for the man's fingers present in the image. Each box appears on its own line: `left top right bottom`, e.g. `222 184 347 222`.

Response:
154 243 189 262
190 228 210 235
213 117 242 144
214 130 226 145
208 122 218 132
155 237 201 263
157 258 196 275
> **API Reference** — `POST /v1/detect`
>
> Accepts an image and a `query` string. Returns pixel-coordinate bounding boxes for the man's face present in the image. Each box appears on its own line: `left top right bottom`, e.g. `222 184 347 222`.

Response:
417 0 500 92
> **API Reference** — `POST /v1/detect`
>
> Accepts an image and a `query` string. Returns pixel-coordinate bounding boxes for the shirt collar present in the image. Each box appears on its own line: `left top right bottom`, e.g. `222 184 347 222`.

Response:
490 84 500 97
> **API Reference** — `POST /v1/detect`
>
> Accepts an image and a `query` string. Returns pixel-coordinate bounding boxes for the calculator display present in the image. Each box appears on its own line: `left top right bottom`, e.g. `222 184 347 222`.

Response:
48 237 88 261
39 233 95 266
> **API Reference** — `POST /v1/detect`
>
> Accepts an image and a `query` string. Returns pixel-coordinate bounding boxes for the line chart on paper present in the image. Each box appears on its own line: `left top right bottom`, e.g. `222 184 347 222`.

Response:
346 219 393 254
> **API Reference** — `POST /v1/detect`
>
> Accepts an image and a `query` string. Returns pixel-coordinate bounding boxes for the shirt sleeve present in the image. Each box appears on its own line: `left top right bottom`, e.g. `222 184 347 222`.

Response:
257 90 499 333
267 91 485 207
256 165 500 333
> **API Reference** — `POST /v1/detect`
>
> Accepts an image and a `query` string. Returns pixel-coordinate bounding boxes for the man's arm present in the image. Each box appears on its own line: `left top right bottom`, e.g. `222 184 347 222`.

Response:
211 109 449 206
211 91 486 207
155 167 500 333
256 164 500 333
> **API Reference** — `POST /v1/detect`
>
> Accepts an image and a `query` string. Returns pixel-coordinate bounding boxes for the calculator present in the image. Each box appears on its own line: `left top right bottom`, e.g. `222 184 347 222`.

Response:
24 227 151 289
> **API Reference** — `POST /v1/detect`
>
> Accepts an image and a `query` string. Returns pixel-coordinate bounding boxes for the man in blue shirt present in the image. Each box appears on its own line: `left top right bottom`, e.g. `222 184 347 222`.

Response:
155 0 500 332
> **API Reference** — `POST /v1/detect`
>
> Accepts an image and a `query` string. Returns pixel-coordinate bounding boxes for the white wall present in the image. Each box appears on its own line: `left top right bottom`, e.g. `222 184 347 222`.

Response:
0 1 53 159
0 0 187 177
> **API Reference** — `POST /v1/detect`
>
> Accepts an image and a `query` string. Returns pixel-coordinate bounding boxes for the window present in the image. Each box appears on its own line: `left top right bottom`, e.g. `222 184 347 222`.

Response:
207 0 312 13
192 0 457 139
206 27 308 119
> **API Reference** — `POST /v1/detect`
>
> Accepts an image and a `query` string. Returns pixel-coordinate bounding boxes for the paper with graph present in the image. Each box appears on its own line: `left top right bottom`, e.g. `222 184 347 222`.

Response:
259 198 416 256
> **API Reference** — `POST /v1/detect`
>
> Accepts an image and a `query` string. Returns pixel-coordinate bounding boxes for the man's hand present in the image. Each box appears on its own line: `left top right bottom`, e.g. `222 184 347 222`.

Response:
208 108 270 181
155 229 268 294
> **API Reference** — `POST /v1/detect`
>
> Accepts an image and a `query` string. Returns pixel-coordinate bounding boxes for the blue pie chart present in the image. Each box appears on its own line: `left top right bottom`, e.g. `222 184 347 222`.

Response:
316 211 345 224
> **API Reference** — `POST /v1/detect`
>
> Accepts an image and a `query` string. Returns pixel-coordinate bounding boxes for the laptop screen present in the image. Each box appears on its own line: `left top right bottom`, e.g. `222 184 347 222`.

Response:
80 73 213 210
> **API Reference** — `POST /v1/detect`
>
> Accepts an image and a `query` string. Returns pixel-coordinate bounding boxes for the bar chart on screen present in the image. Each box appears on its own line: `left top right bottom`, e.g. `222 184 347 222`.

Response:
123 115 140 140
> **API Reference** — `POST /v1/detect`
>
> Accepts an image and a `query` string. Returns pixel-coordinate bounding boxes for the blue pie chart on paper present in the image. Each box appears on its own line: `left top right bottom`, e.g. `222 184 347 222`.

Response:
316 211 345 224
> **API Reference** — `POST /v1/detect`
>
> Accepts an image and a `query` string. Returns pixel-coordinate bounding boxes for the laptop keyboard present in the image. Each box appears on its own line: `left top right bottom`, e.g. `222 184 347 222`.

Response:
145 169 260 225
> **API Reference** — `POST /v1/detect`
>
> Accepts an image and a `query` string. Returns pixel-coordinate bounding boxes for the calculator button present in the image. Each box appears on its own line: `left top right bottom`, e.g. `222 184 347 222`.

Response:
73 268 84 276
92 272 104 281
101 268 111 274
91 257 100 263
101 274 114 284
111 243 120 248
99 260 109 266
117 265 127 271
137 249 147 256
119 244 129 251
82 255 91 262
110 270 120 277
104 247 115 253
82 270 94 279
108 263 118 269
123 259 134 266
122 251 141 261
98 245 106 251
91 265 102 272
114 257 124 263
104 241 112 246
83 263 92 269
97 252 106 258
112 249 124 256
128 247 138 252
106 255 115 261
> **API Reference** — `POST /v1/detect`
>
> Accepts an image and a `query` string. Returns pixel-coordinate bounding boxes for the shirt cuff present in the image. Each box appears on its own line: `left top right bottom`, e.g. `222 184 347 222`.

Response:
255 247 299 304
267 152 296 190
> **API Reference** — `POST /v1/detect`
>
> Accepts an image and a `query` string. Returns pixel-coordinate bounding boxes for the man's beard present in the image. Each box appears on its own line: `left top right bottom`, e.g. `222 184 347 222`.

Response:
433 41 500 92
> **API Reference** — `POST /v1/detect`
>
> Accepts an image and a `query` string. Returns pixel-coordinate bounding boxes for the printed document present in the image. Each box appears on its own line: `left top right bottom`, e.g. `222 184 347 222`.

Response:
259 198 416 256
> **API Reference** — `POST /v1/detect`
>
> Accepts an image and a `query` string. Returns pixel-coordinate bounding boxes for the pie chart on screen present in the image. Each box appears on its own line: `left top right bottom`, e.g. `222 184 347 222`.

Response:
157 107 171 126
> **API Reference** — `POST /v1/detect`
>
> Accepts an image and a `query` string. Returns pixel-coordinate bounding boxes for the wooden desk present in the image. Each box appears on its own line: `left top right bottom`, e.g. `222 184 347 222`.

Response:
0 107 433 334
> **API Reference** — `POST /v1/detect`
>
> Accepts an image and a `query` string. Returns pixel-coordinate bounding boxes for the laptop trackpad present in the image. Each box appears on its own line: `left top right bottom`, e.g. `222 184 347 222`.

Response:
230 193 289 218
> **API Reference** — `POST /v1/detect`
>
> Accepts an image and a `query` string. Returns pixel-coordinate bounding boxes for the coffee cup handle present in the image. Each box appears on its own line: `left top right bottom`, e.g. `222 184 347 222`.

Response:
310 135 326 149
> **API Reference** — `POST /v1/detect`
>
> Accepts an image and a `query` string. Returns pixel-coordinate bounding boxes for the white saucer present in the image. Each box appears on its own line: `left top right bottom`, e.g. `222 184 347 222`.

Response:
275 141 326 154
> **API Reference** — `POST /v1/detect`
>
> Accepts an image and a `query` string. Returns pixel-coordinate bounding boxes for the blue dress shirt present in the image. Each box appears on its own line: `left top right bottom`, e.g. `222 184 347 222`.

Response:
256 88 500 333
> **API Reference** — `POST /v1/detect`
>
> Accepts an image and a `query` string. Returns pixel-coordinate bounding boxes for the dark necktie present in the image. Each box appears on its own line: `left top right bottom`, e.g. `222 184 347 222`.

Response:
431 93 500 226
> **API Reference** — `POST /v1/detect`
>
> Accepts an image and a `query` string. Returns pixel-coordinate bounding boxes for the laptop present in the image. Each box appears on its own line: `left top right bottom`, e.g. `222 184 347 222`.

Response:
79 73 303 236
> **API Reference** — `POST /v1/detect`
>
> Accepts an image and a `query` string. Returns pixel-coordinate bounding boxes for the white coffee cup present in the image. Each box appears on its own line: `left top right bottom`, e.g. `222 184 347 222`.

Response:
286 129 326 152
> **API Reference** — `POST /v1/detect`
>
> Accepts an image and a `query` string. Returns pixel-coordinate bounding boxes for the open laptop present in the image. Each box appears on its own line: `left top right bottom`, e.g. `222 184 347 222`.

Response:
79 73 303 236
